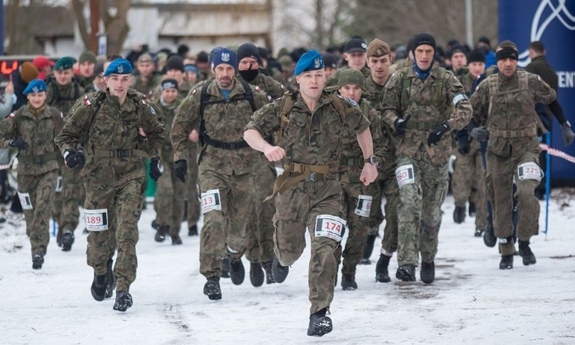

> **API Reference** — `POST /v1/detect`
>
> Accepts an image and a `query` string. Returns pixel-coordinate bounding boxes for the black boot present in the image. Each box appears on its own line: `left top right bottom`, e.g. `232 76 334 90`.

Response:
341 274 357 290
105 259 116 298
474 228 484 237
221 256 231 278
262 261 276 284
518 240 537 266
396 264 416 281
203 277 222 300
307 308 333 337
499 254 514 270
61 230 75 252
230 259 245 285
151 219 158 230
360 235 377 265
453 206 466 224
154 225 168 242
91 273 107 301
171 234 183 245
272 257 289 283
375 254 391 283
188 224 198 236
113 291 133 312
468 202 476 217
32 253 44 270
420 261 435 284
483 223 496 247
249 262 265 287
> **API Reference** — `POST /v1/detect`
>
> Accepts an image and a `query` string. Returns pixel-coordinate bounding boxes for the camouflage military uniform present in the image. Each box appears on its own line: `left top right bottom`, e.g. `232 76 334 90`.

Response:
382 66 472 272
46 76 85 240
246 91 370 314
0 105 63 259
55 89 164 293
470 70 556 256
171 78 269 280
132 74 162 98
388 59 412 76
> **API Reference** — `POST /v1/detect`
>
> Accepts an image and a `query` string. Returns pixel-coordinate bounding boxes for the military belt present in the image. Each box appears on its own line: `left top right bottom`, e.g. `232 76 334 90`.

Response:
203 135 250 150
489 127 537 139
289 171 326 182
405 120 442 131
18 152 58 164
93 149 148 159
264 161 336 201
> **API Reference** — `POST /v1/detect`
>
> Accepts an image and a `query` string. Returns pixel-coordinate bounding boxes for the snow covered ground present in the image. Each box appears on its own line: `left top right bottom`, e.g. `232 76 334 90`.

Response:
1 190 574 345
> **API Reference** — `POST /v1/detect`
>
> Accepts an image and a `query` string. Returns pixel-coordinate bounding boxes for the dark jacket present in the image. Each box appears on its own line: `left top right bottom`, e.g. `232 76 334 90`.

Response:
10 70 29 112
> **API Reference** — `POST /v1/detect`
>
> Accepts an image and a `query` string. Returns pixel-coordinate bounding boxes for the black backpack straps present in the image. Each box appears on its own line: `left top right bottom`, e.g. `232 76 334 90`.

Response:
239 79 257 112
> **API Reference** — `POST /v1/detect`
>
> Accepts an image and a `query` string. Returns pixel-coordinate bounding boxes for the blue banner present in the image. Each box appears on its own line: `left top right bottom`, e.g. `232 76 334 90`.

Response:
499 0 575 182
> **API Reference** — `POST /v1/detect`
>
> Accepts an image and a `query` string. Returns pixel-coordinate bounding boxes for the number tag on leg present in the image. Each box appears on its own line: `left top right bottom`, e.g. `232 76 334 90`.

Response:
201 189 221 214
85 209 109 231
517 162 543 181
354 194 373 217
17 192 33 210
315 214 347 242
395 164 415 188
55 176 63 193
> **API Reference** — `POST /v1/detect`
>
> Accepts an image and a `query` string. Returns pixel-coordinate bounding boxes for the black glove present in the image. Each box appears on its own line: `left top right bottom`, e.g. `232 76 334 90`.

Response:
9 139 28 150
149 157 162 182
427 122 450 146
64 149 85 169
561 122 574 147
457 136 470 155
470 126 489 142
394 115 411 136
174 160 187 183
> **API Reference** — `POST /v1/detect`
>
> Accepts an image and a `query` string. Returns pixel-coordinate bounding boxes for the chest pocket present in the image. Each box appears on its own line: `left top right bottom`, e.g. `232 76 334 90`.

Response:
283 112 308 147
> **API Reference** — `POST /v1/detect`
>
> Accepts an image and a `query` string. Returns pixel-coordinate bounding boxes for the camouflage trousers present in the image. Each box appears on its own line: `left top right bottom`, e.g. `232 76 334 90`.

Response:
379 151 400 255
52 167 85 233
19 170 57 256
154 148 185 236
485 149 540 256
198 169 257 278
85 175 145 292
452 140 487 230
244 163 276 264
186 144 201 227
396 149 449 267
273 179 343 315
335 169 383 275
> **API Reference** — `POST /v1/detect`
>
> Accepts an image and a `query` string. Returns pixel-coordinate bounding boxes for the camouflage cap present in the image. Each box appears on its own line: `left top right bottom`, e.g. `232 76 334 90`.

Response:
337 68 365 90
137 53 154 63
367 39 391 58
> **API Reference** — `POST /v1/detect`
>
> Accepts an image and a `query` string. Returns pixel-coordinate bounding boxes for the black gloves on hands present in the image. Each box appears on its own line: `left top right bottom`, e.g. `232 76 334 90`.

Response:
427 122 450 146
561 122 574 147
457 136 470 155
470 126 489 142
9 139 28 150
394 115 411 136
174 160 187 183
64 149 85 169
149 157 162 182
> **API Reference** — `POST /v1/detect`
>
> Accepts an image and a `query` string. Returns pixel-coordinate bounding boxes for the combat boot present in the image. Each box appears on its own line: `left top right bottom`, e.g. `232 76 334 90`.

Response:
360 234 377 265
188 224 198 236
474 228 484 237
483 223 496 247
420 261 435 284
249 262 265 287
453 206 466 224
61 230 75 252
307 308 333 337
341 274 357 290
171 234 183 245
32 253 44 270
151 219 158 230
396 264 416 281
154 225 168 242
499 254 514 269
262 261 276 284
105 259 116 298
221 256 231 278
203 277 222 300
91 273 108 301
375 254 392 283
518 240 537 266
272 257 289 283
113 291 133 312
468 202 476 217
230 259 245 285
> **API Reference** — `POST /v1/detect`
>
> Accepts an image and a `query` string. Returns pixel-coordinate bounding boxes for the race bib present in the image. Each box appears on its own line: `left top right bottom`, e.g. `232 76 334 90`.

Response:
314 214 347 242
55 176 63 193
517 162 543 181
17 192 33 210
85 209 109 231
395 164 415 188
354 195 373 218
201 189 221 214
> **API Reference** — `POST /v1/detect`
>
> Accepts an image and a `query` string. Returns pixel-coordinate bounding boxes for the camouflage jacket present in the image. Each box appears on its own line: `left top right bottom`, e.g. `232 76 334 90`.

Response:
45 75 85 119
171 78 270 175
0 104 63 175
246 91 371 177
132 74 162 98
236 71 286 100
157 97 182 161
470 70 556 157
388 59 412 76
382 65 472 165
457 69 477 96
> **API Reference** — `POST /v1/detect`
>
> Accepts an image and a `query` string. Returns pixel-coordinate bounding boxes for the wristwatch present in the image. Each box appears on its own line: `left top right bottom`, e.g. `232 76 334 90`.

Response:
364 156 380 168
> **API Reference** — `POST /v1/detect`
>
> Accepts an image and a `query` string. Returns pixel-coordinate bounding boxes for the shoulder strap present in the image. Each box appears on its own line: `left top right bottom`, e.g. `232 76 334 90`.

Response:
328 94 347 127
239 79 257 112
199 83 211 146
275 92 296 145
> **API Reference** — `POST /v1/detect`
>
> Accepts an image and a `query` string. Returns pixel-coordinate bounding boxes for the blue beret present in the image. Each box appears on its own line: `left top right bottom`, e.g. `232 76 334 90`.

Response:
23 79 47 95
294 50 324 76
212 48 238 70
104 58 133 76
